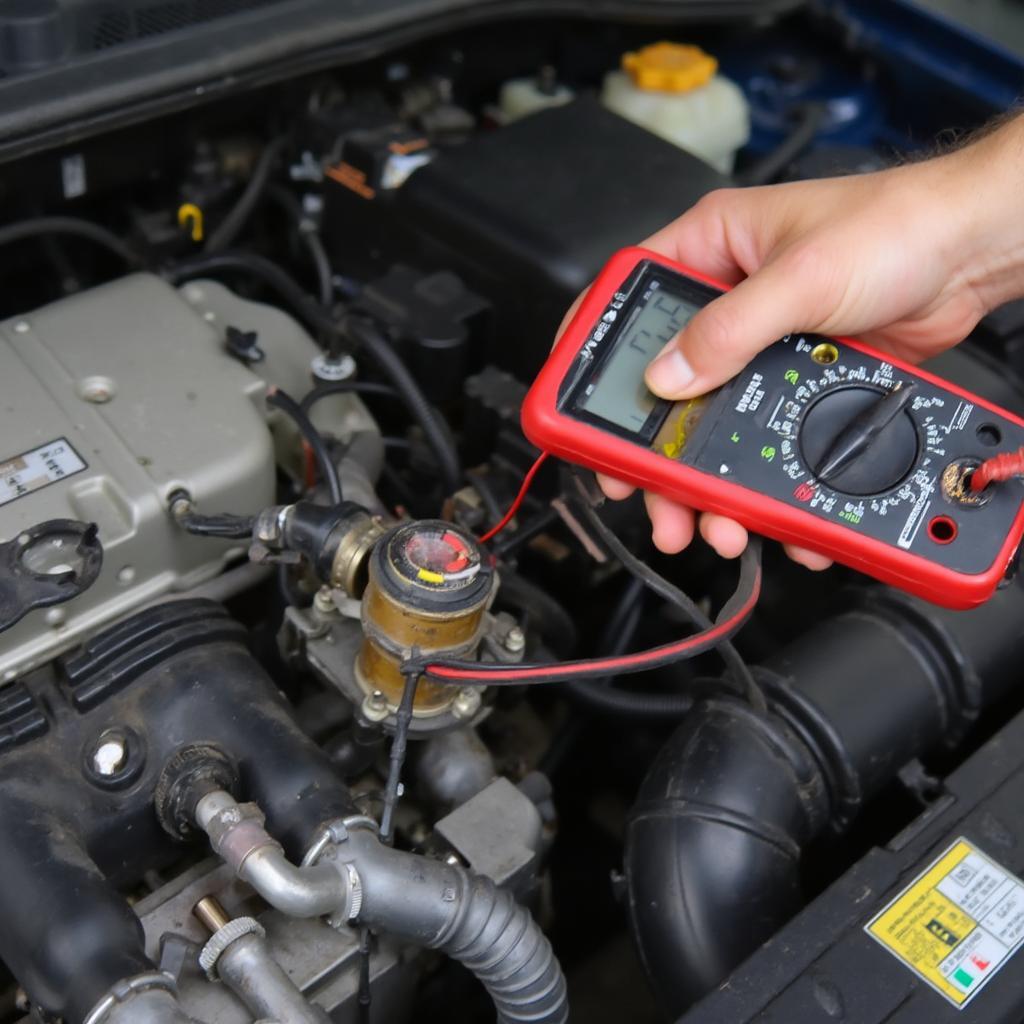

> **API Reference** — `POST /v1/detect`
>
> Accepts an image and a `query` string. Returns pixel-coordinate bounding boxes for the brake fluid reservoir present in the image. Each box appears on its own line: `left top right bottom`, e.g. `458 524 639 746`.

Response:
601 42 750 174
499 67 574 122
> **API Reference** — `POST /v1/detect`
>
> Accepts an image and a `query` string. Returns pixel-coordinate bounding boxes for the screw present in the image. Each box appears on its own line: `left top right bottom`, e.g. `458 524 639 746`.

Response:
452 687 481 720
78 376 116 404
504 626 525 654
313 587 335 614
92 735 127 777
361 690 390 723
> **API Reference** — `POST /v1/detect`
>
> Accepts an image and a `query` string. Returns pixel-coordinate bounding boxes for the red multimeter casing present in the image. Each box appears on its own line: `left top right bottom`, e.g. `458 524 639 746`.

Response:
522 247 1024 608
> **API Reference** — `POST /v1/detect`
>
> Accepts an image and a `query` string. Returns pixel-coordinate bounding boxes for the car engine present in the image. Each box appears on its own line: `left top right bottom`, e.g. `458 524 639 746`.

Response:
2 2 1024 1023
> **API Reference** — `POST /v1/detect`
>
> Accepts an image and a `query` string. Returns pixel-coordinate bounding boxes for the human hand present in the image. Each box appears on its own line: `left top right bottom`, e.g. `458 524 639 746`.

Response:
588 117 1024 566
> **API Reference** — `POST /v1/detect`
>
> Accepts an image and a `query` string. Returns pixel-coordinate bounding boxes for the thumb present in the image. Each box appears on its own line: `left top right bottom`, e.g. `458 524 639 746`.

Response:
645 256 811 399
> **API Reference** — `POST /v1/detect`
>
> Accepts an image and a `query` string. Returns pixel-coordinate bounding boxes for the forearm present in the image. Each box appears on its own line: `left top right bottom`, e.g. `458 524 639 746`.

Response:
931 113 1024 312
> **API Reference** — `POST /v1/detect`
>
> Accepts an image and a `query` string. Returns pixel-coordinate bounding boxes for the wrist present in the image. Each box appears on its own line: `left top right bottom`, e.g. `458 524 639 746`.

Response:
936 114 1024 311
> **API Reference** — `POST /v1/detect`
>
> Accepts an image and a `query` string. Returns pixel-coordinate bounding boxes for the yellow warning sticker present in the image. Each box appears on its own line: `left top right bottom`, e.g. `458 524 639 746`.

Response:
865 837 1024 1009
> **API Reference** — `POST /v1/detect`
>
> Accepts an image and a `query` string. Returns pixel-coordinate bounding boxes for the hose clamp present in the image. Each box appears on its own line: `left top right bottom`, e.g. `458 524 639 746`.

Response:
83 971 178 1024
302 818 369 927
198 916 265 980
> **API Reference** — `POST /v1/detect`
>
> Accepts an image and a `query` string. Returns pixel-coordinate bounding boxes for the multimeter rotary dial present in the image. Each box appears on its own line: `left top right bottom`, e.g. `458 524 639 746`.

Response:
798 384 920 496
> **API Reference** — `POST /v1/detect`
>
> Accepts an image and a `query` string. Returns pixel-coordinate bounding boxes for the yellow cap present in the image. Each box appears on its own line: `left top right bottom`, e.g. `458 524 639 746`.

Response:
622 42 717 92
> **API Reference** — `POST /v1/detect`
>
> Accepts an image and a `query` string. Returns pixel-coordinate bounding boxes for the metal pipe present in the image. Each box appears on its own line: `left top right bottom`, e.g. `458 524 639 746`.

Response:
84 974 199 1024
195 791 349 919
194 897 330 1024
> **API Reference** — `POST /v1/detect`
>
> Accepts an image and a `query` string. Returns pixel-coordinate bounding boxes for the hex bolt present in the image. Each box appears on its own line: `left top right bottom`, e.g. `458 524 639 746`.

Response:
452 687 482 720
92 735 128 777
504 626 526 654
361 689 390 723
313 587 336 615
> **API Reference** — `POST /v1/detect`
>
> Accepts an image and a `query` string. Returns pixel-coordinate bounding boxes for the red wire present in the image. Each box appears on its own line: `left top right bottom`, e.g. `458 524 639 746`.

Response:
477 452 550 544
423 557 762 684
970 445 1024 492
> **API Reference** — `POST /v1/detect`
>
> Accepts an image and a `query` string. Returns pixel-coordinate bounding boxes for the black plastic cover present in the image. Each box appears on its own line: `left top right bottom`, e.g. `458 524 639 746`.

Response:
373 97 727 379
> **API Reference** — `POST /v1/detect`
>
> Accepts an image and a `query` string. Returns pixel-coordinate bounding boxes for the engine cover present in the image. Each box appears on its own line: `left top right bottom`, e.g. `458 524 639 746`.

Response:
0 273 276 682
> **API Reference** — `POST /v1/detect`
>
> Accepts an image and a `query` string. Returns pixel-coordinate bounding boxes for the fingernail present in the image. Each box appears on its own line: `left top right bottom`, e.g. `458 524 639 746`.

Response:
646 346 696 397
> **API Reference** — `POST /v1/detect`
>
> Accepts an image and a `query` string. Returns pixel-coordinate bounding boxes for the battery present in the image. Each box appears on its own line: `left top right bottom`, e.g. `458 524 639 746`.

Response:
682 707 1024 1023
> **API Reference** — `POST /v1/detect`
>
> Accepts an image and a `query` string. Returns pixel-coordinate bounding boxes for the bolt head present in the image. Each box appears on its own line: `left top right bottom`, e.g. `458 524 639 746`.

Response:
361 690 390 723
93 737 127 777
312 352 357 382
452 687 482 720
504 626 526 653
313 587 336 614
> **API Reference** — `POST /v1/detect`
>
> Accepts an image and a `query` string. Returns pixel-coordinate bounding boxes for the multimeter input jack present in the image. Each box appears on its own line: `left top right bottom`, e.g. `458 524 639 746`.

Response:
942 458 994 507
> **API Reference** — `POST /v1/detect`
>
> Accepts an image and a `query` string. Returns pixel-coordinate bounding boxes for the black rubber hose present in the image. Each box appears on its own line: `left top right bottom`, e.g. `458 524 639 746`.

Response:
164 250 330 338
495 570 577 658
736 103 826 187
626 576 1024 1017
266 389 343 505
176 511 255 540
0 216 143 268
267 184 333 308
343 315 462 496
627 694 827 1016
205 137 288 253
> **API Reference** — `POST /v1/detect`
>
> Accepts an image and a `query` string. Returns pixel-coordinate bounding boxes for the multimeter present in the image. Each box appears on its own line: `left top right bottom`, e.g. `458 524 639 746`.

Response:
522 246 1024 608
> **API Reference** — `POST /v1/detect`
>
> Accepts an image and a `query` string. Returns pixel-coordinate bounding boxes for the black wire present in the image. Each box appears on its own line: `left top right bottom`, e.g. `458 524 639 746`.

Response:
205 137 288 253
267 184 333 309
737 103 826 187
569 470 764 710
300 381 400 415
0 216 143 268
467 469 505 528
490 507 560 559
266 388 343 505
563 578 696 719
379 671 418 845
357 926 373 1024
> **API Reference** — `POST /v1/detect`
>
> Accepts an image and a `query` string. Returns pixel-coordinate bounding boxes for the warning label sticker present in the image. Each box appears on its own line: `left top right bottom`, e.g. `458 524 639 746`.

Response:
0 438 86 508
866 838 1024 1009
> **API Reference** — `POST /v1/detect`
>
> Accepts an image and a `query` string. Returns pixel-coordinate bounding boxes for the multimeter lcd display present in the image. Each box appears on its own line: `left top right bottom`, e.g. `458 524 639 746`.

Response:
579 284 700 433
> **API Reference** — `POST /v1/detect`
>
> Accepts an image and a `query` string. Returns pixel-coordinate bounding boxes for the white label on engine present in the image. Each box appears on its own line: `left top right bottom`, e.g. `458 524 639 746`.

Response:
0 438 87 507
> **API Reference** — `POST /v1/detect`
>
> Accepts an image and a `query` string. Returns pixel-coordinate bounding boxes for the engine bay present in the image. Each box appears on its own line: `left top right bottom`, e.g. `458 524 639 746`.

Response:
3 2 1024 1022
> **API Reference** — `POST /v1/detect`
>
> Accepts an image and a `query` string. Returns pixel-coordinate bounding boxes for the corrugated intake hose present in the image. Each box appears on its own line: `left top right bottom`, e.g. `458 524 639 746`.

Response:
347 831 568 1024
625 578 1024 1019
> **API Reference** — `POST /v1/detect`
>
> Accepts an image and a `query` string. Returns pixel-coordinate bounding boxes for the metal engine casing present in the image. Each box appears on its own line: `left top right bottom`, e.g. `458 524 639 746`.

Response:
0 273 372 683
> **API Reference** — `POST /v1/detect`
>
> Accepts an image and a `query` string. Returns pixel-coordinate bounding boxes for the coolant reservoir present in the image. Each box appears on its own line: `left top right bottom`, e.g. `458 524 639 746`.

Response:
601 42 749 174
